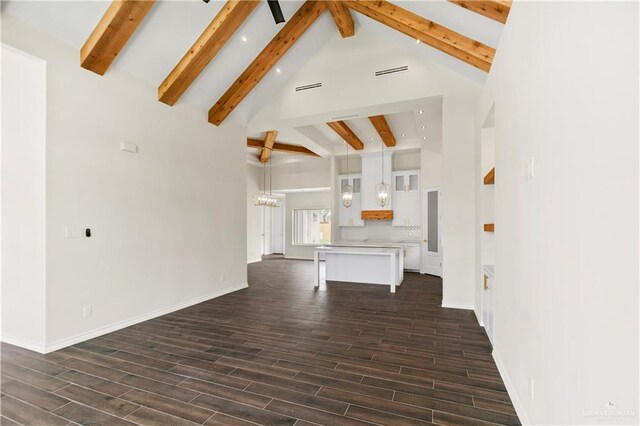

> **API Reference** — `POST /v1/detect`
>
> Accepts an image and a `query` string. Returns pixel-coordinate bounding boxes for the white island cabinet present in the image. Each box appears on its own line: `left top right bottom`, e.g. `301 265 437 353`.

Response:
313 246 403 293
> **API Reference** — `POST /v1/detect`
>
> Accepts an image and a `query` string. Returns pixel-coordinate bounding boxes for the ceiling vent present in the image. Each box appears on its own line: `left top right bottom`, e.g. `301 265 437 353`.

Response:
374 65 409 77
330 114 359 121
295 82 322 92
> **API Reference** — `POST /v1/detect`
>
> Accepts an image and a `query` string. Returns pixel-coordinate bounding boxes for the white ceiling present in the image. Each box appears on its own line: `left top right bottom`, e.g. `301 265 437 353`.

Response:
2 0 502 161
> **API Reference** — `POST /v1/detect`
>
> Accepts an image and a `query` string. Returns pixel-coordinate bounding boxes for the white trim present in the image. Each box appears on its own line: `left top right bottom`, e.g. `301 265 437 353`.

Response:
2 283 248 354
441 301 475 310
284 256 313 261
247 257 262 264
492 348 531 425
474 307 484 326
0 334 46 353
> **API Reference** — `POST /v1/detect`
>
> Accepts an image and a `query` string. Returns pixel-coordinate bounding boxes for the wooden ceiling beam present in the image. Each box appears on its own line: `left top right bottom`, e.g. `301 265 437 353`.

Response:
447 0 512 24
327 121 364 150
259 131 278 163
208 1 326 126
326 0 355 38
81 0 155 75
158 0 259 106
248 138 320 157
345 0 495 72
369 115 396 147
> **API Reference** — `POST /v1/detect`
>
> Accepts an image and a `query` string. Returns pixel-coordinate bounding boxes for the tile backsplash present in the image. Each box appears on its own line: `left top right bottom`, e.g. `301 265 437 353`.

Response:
339 221 421 242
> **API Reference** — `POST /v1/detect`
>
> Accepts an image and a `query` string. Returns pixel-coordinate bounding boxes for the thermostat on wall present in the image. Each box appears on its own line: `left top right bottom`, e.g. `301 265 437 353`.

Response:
119 142 138 153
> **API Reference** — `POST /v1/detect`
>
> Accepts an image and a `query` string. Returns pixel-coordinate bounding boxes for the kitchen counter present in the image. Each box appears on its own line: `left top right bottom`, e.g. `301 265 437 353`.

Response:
314 245 404 293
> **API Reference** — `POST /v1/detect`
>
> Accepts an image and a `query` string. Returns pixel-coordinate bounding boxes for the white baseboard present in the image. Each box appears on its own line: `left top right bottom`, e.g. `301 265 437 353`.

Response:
284 256 313 261
492 348 530 425
0 334 46 353
441 301 475 310
474 307 484 326
2 283 248 354
247 257 262 264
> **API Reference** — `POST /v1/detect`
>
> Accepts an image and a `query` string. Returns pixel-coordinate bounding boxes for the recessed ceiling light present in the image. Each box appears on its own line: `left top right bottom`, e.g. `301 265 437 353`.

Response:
401 133 405 137
418 110 424 114
276 68 281 74
421 125 426 129
241 35 248 43
370 137 374 141
423 136 427 140
415 39 421 44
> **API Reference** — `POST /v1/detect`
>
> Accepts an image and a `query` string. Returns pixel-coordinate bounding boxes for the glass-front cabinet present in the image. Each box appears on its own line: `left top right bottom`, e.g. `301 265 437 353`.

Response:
338 174 364 227
392 170 420 227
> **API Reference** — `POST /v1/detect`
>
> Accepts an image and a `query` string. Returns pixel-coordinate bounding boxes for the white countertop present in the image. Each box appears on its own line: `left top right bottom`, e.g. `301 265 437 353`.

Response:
315 245 401 255
331 241 419 248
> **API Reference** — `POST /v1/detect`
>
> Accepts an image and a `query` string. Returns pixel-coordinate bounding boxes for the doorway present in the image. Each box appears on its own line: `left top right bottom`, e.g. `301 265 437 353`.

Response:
422 187 442 276
270 201 285 255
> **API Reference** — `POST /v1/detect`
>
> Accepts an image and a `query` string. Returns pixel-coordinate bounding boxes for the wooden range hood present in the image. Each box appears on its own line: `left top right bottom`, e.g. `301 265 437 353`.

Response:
361 210 393 221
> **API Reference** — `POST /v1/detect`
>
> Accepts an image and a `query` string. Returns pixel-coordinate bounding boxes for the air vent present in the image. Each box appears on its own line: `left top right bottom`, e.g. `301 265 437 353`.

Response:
374 65 409 77
295 82 322 92
330 114 359 120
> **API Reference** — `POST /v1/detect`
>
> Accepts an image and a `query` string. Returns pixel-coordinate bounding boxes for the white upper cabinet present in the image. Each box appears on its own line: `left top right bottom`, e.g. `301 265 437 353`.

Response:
392 170 420 227
338 174 364 227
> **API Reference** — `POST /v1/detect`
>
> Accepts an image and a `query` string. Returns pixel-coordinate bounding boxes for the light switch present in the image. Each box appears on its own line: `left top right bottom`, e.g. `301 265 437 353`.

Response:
66 226 83 238
526 157 534 180
120 142 138 153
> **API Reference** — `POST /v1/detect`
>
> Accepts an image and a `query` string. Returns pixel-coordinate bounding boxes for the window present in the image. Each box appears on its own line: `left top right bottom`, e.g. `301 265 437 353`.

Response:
292 209 331 245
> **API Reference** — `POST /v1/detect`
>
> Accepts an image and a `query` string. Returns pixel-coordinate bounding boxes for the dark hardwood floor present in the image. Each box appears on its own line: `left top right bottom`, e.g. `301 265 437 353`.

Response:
1 258 519 425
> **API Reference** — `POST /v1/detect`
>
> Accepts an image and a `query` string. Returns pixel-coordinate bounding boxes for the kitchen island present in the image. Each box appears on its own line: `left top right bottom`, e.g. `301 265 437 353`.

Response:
313 245 404 293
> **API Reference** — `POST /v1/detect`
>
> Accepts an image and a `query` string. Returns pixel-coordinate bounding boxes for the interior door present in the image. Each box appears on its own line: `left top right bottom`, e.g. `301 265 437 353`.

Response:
270 203 284 254
423 187 442 276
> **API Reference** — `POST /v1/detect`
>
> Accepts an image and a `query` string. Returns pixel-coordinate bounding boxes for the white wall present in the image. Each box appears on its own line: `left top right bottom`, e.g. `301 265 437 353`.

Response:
441 97 476 309
393 150 421 171
1 16 248 352
285 191 332 260
476 2 639 424
246 165 263 263
271 158 331 191
1 45 47 350
421 148 442 188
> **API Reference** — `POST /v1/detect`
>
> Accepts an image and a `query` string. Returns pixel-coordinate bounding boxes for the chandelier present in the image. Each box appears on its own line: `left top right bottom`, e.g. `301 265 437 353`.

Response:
341 142 353 208
376 138 390 207
254 157 278 207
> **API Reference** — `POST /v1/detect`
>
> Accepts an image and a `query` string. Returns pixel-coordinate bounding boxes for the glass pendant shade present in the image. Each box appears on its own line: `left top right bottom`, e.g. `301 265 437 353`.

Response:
341 184 353 208
376 182 390 207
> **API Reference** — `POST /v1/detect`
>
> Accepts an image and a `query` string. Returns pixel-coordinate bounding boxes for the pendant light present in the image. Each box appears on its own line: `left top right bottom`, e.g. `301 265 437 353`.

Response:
254 157 278 207
341 142 353 208
376 139 390 207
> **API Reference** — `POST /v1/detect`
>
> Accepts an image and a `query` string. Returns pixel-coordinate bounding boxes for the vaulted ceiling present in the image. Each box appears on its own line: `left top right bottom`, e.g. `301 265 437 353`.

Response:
2 0 510 161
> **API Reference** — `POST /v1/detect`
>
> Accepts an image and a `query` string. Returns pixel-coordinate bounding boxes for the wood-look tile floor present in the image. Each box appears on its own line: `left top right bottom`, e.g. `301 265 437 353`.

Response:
0 258 520 425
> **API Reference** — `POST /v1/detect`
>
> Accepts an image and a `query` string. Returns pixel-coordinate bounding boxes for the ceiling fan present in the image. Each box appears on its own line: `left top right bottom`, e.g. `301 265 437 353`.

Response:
202 0 285 24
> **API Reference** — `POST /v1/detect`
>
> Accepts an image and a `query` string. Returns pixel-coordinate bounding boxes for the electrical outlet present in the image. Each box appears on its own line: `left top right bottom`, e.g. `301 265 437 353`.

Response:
528 377 534 399
220 273 226 282
82 305 92 318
